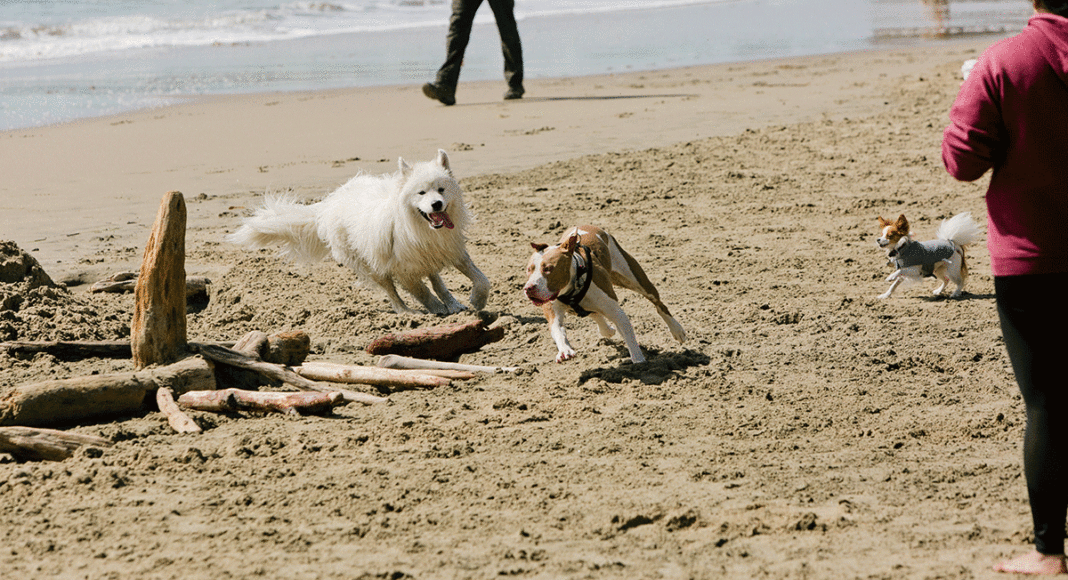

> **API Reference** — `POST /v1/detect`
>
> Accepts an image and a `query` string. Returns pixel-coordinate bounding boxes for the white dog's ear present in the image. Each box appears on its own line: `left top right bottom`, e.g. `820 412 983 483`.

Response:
398 157 412 176
436 149 452 175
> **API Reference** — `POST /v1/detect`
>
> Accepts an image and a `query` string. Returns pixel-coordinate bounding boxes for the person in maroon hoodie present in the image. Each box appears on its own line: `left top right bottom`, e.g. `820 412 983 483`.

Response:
943 0 1068 574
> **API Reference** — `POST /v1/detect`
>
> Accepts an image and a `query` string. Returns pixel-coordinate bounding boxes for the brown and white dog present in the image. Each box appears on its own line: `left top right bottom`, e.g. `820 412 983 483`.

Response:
876 212 982 299
523 225 686 363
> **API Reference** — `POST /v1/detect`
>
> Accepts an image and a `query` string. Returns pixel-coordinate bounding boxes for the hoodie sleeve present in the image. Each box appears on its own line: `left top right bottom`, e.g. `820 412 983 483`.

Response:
942 54 1005 182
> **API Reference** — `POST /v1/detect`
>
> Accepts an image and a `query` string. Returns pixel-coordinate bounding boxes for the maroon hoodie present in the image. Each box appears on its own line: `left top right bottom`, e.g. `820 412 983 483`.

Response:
943 13 1068 276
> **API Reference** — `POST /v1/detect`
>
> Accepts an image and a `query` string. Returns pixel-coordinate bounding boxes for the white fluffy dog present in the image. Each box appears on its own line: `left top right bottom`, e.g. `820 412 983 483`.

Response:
228 149 489 315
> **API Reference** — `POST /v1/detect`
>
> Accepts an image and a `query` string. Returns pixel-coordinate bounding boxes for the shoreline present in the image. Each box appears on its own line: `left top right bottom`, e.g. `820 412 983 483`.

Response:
1 0 1027 132
1 36 999 284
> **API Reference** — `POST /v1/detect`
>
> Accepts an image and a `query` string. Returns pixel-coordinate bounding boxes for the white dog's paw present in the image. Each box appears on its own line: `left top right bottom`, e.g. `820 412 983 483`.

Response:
443 300 468 315
391 303 423 315
469 291 488 311
877 291 892 300
555 348 576 363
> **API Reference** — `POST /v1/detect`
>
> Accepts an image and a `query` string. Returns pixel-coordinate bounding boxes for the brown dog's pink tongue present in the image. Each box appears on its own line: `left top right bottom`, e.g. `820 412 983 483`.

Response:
430 212 455 229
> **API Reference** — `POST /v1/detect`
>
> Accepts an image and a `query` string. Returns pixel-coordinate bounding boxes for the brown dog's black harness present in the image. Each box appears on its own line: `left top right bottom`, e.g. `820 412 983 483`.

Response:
556 245 594 317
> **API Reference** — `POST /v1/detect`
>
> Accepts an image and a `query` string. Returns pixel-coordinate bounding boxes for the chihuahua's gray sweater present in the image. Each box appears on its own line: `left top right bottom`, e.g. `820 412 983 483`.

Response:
891 239 956 277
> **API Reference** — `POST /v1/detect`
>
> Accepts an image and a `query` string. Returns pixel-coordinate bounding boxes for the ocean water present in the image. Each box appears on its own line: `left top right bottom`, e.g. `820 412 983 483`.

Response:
0 0 1032 131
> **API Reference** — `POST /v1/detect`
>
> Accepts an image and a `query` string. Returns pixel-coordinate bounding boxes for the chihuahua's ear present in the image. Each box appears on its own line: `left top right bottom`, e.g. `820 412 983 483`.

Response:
877 216 891 227
895 214 908 228
531 242 549 253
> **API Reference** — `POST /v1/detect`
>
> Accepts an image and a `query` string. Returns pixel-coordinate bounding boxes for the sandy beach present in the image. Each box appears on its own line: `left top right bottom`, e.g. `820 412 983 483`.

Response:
0 36 1035 579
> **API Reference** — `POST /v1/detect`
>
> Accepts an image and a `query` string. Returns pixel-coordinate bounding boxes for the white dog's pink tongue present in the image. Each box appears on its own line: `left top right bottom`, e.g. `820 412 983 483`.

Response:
430 212 454 229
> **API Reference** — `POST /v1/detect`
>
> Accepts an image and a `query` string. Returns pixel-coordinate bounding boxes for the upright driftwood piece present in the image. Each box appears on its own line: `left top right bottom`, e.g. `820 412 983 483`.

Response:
131 191 188 369
0 357 215 427
0 427 112 462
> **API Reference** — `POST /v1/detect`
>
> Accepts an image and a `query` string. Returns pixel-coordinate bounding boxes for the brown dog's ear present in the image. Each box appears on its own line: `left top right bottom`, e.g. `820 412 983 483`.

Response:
895 214 908 227
877 216 890 227
531 242 548 252
560 231 580 253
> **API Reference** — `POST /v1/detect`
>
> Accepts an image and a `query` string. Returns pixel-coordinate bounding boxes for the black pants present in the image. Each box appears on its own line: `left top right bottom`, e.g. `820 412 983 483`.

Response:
996 273 1068 555
435 0 523 91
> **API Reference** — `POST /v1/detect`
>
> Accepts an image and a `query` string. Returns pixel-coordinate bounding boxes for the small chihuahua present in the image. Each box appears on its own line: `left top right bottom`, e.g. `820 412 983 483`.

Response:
876 212 982 299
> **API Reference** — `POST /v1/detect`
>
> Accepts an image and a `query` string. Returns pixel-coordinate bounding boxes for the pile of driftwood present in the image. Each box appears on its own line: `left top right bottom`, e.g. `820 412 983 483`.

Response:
0 191 513 462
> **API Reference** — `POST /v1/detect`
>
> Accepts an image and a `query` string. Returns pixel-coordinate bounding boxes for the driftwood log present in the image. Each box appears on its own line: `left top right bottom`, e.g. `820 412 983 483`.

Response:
90 271 210 299
376 354 519 374
0 427 113 462
0 356 214 427
0 339 235 361
216 330 311 390
156 387 201 433
190 343 387 406
295 361 452 393
177 389 343 416
365 317 506 361
230 330 310 365
131 191 188 368
0 340 134 360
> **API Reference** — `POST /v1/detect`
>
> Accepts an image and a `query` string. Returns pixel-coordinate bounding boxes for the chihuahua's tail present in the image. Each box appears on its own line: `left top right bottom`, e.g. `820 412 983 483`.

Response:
937 212 983 248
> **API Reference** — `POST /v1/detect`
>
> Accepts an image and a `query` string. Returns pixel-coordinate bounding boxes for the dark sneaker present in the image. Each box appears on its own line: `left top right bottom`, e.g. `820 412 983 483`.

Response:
422 82 456 106
503 87 524 100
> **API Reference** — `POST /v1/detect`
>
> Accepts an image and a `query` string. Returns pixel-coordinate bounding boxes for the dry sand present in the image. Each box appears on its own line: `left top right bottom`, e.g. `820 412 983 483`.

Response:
0 38 1036 579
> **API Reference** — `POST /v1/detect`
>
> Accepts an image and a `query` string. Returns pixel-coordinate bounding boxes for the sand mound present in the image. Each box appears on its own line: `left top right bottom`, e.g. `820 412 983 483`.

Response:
0 241 129 343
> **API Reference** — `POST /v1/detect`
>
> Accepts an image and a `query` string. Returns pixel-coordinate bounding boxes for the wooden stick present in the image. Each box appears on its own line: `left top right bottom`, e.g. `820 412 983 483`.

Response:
0 426 112 462
131 191 188 368
177 389 343 416
190 343 386 406
155 387 201 433
0 356 215 427
400 369 477 380
0 340 133 359
217 330 314 390
295 361 451 392
0 340 234 361
376 354 518 374
90 272 210 298
219 330 273 391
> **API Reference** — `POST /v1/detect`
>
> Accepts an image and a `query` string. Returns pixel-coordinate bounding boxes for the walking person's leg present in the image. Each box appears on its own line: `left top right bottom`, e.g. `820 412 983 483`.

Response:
994 273 1068 575
424 0 483 105
487 0 524 99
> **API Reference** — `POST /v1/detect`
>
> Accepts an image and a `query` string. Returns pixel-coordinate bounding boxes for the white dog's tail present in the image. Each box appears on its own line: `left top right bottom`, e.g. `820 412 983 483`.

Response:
937 212 983 248
226 194 329 264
